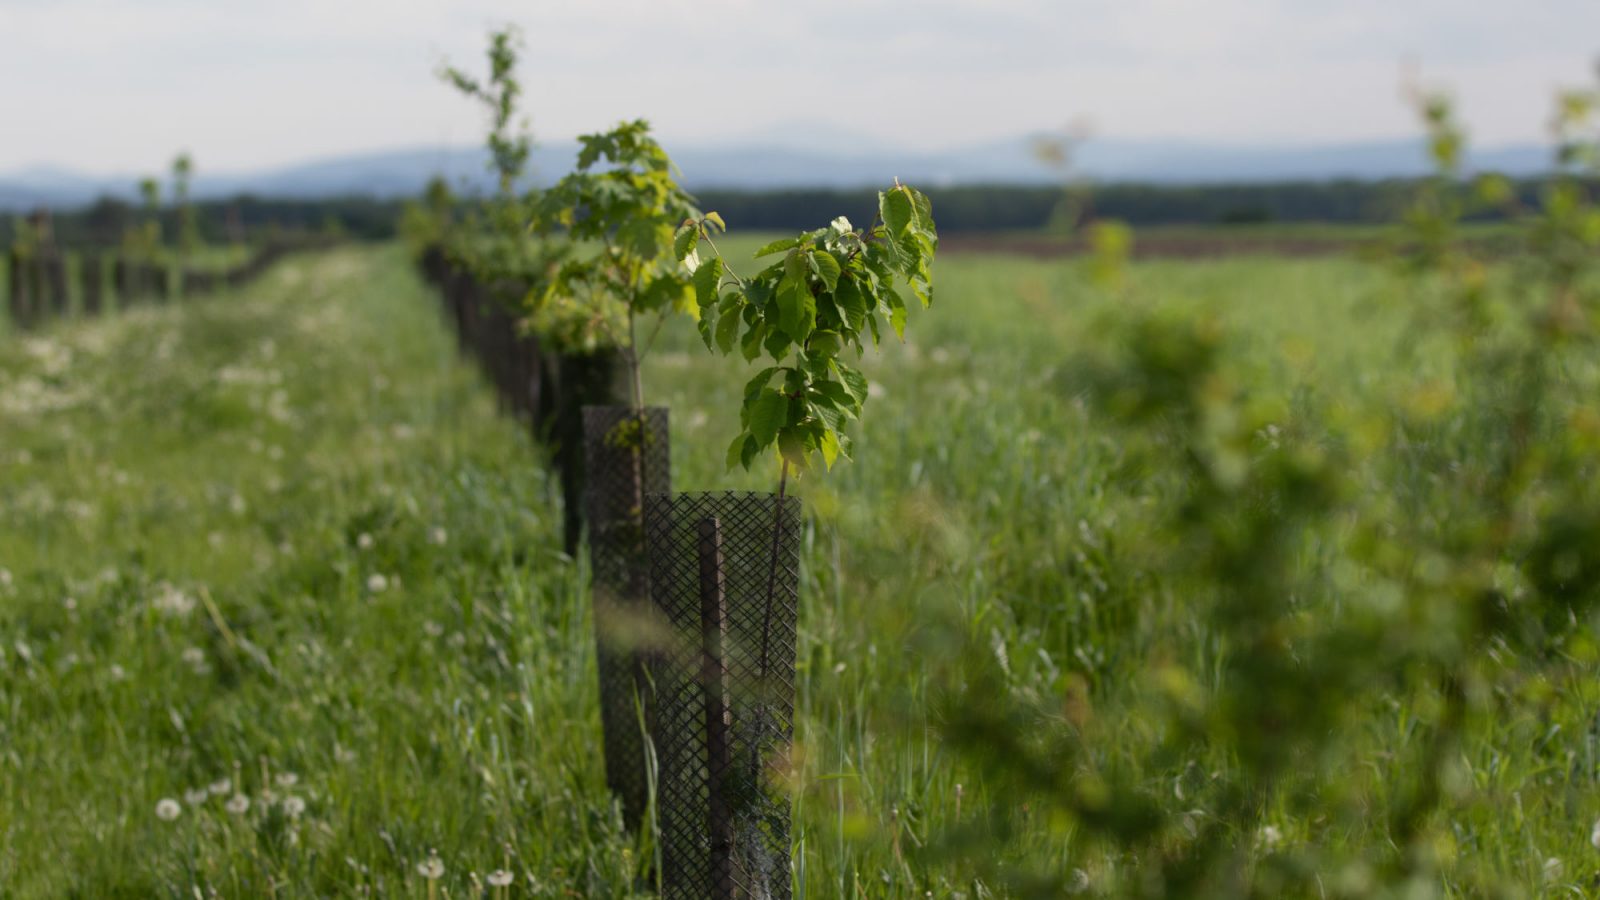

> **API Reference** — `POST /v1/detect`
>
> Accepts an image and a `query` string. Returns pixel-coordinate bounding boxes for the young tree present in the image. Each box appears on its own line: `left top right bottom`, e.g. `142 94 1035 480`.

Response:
171 153 198 262
530 120 703 411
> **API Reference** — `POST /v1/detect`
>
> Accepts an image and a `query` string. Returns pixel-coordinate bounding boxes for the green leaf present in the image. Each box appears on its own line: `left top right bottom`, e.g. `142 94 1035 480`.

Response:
673 223 699 261
754 236 801 258
743 366 781 404
704 211 726 232
694 256 724 309
784 248 809 286
696 309 715 350
747 389 789 446
777 428 810 470
715 306 741 353
835 274 868 329
808 330 842 357
881 187 914 236
885 288 908 340
814 378 858 415
818 427 842 469
812 251 841 293
741 322 767 361
836 363 869 407
777 276 815 341
740 433 762 470
727 433 752 471
764 326 792 361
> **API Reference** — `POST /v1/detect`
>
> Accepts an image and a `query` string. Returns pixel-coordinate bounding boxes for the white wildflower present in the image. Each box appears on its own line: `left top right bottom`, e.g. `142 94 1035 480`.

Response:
108 664 127 682
282 795 306 818
1591 818 1600 850
1256 824 1283 850
488 870 513 887
366 573 388 593
356 533 374 550
225 794 250 815
1543 856 1563 883
153 583 195 616
155 798 182 821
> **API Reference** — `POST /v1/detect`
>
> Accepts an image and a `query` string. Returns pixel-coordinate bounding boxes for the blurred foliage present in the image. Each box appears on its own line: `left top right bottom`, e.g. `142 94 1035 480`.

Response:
919 74 1600 898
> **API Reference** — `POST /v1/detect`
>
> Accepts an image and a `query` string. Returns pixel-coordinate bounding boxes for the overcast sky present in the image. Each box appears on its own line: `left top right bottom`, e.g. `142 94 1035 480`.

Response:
2 0 1597 173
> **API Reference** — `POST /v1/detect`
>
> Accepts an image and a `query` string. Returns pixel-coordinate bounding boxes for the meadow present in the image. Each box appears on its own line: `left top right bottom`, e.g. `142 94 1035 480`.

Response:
1 234 1596 898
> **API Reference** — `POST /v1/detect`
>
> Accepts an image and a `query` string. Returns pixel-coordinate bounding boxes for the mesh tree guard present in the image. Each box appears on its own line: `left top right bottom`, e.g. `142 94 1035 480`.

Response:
42 254 68 316
82 255 104 316
583 405 671 830
6 249 33 328
644 491 802 900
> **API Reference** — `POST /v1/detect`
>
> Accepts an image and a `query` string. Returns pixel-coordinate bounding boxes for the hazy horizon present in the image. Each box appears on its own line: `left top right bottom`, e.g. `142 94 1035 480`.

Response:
3 0 1597 174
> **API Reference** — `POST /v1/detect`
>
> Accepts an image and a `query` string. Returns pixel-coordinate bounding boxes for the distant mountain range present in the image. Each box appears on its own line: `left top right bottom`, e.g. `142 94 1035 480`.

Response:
0 134 1557 211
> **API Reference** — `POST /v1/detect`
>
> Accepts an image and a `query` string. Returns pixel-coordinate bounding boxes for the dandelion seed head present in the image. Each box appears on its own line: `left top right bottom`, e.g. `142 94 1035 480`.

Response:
184 788 209 805
225 794 250 815
1591 818 1600 850
488 870 513 887
366 573 389 593
428 526 448 546
275 772 298 788
209 778 232 795
417 854 444 879
283 796 306 818
155 798 182 821
356 533 374 550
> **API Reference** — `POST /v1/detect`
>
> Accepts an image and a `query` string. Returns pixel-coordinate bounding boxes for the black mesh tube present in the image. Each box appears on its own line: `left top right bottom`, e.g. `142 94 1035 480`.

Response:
645 491 802 900
583 405 671 830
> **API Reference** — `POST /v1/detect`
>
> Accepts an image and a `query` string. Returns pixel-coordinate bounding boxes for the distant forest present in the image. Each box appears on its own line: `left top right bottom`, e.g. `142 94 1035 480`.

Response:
3 178 1577 247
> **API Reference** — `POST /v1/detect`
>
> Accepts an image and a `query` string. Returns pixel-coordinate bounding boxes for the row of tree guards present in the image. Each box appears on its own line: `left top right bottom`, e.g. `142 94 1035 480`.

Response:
3 239 334 331
420 248 804 898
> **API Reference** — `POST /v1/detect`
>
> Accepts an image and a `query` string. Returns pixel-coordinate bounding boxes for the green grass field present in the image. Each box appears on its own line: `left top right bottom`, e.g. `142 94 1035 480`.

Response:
1 241 1595 896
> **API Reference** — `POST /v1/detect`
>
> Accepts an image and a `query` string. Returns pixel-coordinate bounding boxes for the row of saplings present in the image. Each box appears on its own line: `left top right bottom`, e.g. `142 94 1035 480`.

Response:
418 122 938 899
4 237 332 331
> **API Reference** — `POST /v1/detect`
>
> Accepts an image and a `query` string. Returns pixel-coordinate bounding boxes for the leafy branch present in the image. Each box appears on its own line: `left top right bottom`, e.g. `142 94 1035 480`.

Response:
678 182 939 474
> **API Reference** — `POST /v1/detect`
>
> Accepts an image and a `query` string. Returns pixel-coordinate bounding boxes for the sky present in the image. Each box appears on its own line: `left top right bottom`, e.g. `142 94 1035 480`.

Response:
2 0 1597 174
